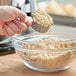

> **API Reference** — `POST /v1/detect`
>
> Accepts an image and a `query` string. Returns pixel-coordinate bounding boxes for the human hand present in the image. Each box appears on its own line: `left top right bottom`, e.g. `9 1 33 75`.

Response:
0 6 31 36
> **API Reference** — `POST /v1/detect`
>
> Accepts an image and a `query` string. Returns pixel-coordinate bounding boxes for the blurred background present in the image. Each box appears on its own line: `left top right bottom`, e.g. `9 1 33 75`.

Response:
0 0 76 55
0 0 76 26
37 0 76 4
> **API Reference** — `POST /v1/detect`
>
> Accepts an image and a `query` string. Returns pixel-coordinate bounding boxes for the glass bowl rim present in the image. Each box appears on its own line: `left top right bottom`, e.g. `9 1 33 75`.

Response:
12 33 76 52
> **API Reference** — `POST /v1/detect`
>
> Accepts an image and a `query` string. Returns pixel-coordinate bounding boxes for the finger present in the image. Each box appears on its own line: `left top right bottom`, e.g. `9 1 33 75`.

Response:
6 6 26 22
0 24 3 35
0 29 7 35
16 10 26 22
12 7 31 25
0 22 4 30
24 17 33 26
0 24 8 36
5 24 15 36
6 21 21 34
25 20 32 27
13 19 27 31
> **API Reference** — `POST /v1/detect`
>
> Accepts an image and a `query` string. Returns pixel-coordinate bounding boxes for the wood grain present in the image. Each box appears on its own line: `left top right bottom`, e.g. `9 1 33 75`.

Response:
0 54 76 76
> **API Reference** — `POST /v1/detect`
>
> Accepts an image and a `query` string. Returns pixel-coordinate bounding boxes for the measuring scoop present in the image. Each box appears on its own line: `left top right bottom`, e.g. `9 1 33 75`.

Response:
30 0 53 33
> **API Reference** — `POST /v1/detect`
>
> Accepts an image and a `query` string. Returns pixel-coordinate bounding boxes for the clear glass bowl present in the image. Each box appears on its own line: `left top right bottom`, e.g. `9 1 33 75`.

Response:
12 33 76 72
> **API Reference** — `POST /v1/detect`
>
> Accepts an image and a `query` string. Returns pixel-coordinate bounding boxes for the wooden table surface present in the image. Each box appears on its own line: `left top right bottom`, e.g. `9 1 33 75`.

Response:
0 54 76 76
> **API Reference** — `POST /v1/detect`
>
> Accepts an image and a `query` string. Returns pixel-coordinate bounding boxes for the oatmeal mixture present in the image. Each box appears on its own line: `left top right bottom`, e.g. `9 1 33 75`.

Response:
32 10 53 27
17 38 76 69
31 10 53 33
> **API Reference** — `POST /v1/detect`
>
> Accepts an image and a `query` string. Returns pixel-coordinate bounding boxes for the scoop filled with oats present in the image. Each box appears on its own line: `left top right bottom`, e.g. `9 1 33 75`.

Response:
32 10 53 33
30 0 53 33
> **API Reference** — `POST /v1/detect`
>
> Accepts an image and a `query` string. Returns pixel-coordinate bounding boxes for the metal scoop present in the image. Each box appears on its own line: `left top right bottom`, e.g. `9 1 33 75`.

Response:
30 0 53 33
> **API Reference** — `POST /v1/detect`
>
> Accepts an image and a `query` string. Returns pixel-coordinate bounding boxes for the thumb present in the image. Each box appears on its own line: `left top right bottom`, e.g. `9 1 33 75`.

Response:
16 10 26 22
